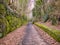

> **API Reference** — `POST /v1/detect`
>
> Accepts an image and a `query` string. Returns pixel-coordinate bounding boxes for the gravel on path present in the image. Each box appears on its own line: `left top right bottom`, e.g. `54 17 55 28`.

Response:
0 26 26 45
21 24 49 45
34 25 60 45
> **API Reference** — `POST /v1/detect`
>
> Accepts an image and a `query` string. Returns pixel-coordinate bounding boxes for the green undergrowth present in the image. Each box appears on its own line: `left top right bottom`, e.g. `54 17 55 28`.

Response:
35 23 60 42
0 3 27 38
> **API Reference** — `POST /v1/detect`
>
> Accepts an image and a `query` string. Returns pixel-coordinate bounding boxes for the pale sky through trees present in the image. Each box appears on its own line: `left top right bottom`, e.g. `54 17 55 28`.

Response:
26 0 35 20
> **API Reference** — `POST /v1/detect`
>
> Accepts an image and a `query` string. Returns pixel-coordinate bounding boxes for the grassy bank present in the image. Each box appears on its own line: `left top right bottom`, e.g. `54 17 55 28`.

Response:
35 23 60 42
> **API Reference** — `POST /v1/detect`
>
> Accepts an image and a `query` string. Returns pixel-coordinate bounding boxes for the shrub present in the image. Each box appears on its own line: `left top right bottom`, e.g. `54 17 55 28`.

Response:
52 18 57 25
35 23 60 42
0 4 6 16
6 15 22 32
0 18 10 37
0 3 27 38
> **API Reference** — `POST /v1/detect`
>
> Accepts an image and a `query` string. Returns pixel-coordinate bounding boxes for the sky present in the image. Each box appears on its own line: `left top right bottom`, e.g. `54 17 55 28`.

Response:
26 0 35 20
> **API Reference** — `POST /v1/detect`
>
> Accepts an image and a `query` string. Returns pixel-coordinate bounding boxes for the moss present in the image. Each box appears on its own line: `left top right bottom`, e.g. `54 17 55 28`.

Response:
5 0 9 4
0 33 3 38
0 18 10 37
0 4 5 9
35 23 60 42
51 16 58 25
0 4 6 16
